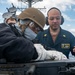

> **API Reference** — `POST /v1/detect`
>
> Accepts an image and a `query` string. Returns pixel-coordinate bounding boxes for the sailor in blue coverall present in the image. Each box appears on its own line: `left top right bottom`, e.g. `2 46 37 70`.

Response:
35 7 75 58
35 28 75 58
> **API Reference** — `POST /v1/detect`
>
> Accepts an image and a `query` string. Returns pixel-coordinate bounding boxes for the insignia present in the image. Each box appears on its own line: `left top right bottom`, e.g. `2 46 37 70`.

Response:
44 34 47 37
63 35 66 37
61 43 70 49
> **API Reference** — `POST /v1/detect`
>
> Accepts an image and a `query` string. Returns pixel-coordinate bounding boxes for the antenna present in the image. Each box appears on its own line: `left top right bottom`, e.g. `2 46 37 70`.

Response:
18 0 44 10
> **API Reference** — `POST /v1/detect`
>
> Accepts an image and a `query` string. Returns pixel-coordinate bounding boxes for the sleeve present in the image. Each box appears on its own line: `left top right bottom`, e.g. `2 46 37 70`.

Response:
4 37 38 63
34 44 67 61
70 33 75 55
35 31 43 43
0 24 38 63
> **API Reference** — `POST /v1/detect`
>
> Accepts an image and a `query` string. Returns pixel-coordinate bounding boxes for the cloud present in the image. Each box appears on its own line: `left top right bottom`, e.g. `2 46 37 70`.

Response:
0 12 3 23
1 0 75 24
16 11 21 15
5 0 75 13
66 24 71 27
7 0 18 6
0 12 2 15
69 29 75 35
7 0 18 4
0 0 7 4
63 13 75 22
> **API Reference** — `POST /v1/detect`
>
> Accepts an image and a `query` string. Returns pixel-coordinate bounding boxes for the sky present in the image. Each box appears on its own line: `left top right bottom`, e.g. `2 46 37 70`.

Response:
0 0 75 58
0 0 75 36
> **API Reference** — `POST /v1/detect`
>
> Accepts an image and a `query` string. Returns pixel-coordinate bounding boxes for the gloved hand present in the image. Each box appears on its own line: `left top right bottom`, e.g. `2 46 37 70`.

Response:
34 44 67 61
34 44 47 61
45 50 67 60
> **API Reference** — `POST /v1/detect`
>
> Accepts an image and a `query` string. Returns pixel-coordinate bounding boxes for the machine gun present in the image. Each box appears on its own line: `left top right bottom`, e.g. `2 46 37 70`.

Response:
0 59 75 75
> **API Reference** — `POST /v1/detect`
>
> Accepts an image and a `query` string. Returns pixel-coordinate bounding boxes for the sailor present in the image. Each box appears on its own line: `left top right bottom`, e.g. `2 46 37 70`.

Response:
15 7 45 41
2 12 21 36
0 7 67 63
35 7 75 58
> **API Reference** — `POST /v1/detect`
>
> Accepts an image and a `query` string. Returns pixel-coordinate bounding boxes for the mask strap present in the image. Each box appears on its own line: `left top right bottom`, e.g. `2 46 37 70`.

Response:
19 21 29 33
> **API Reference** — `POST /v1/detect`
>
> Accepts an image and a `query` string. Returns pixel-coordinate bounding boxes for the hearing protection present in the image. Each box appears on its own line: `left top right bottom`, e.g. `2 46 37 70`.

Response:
46 7 64 25
46 16 64 25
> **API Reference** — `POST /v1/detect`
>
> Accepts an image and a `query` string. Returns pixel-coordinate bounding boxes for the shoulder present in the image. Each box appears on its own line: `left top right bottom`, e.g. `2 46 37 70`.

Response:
37 29 49 35
61 28 75 38
36 29 49 41
36 29 48 38
0 23 9 28
0 23 5 26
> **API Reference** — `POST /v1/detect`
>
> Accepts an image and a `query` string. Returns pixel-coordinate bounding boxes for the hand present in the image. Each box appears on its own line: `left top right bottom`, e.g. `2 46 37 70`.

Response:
73 46 75 52
34 44 47 61
34 44 67 61
45 51 67 60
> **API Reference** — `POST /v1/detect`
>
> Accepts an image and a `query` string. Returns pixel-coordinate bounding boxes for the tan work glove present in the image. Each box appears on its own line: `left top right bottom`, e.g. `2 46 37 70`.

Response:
34 44 67 61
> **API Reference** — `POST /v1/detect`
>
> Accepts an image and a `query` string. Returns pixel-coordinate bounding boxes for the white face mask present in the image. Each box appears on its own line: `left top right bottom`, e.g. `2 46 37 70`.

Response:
24 27 37 40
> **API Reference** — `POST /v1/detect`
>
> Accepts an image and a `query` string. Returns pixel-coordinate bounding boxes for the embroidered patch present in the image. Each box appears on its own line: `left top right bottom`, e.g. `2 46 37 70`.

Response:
44 34 47 37
61 43 70 49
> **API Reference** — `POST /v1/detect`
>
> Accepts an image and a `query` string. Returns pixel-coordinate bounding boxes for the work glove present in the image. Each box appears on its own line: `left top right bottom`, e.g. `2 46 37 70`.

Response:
45 50 67 60
34 44 67 61
34 44 47 61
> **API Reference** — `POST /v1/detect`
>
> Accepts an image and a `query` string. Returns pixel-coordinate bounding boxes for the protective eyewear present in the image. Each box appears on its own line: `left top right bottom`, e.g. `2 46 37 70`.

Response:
19 19 31 25
29 22 43 31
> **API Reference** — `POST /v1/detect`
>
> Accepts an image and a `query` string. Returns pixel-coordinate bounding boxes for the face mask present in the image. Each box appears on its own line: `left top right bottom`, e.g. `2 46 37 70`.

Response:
15 23 22 34
24 27 37 40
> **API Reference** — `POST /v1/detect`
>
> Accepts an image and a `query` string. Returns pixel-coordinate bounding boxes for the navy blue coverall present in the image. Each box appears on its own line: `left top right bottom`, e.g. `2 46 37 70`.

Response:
35 27 75 58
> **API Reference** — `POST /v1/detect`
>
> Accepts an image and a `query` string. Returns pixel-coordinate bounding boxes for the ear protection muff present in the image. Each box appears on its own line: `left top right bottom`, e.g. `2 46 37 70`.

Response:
46 17 49 25
46 7 64 25
46 16 64 25
61 16 64 25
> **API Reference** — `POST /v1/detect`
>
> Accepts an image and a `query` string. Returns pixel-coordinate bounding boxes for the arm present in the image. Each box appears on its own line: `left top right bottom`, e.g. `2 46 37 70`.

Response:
34 44 67 61
0 23 38 63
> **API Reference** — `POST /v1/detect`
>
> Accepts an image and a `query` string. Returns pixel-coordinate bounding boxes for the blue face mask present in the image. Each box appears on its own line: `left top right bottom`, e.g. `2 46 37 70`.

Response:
24 27 37 40
14 23 22 34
